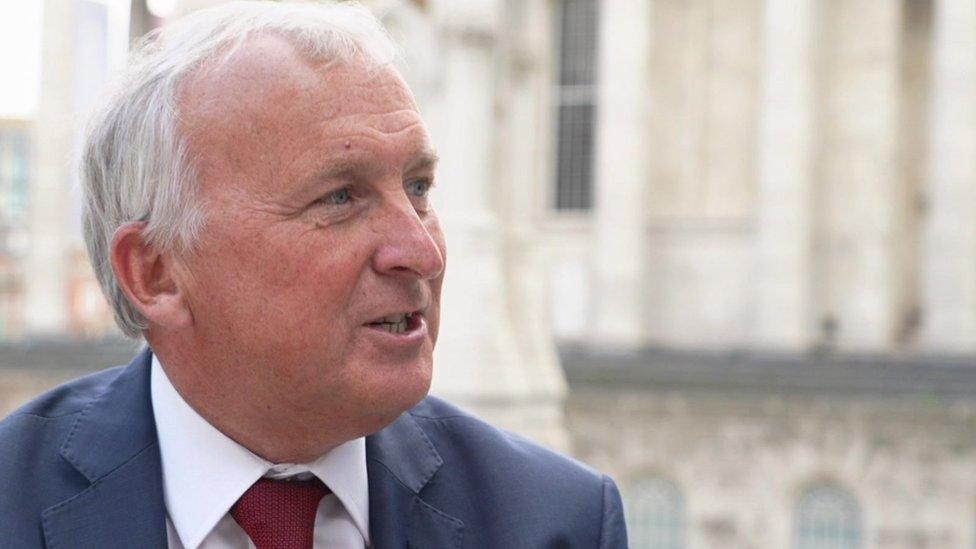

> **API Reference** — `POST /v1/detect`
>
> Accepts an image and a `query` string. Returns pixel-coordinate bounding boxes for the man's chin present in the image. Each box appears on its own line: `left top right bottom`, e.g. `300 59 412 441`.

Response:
362 369 432 431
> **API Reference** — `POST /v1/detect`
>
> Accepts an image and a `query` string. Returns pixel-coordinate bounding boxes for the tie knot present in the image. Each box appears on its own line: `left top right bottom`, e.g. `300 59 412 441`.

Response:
230 477 331 549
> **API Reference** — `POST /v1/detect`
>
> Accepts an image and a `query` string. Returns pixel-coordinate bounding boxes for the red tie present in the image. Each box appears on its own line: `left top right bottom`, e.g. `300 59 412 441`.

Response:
230 477 331 549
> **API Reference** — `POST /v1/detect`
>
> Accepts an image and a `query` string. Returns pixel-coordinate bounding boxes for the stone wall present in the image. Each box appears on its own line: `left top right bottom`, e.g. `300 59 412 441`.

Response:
568 385 976 548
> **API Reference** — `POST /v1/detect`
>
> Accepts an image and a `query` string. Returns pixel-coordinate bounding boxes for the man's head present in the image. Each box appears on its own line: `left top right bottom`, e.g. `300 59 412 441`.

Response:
81 1 446 461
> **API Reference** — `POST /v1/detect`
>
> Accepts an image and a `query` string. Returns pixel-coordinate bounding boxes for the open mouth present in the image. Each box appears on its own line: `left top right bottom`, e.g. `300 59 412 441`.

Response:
365 311 423 334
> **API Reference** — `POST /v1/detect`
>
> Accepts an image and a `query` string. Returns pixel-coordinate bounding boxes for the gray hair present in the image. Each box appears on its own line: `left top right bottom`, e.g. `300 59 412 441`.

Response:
81 1 398 338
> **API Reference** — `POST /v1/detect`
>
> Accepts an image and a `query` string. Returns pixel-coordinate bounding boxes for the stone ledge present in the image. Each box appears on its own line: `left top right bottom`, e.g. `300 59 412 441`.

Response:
560 343 976 399
0 338 142 373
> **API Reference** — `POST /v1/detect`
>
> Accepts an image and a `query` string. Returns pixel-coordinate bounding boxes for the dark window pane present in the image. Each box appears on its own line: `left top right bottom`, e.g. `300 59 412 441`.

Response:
553 0 598 212
559 0 599 87
555 104 594 210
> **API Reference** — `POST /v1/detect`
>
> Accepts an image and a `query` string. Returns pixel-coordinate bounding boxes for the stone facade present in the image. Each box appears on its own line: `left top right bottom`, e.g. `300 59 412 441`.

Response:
562 345 976 547
568 384 976 548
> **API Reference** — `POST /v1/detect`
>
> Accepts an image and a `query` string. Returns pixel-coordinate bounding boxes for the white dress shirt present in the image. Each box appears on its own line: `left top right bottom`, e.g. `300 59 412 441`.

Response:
150 355 370 549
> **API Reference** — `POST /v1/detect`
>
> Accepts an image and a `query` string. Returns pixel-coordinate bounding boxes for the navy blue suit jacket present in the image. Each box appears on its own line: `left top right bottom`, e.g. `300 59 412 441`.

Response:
0 350 627 548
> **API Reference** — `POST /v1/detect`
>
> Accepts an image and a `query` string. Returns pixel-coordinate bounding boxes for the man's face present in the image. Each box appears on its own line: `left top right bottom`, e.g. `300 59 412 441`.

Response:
173 36 445 440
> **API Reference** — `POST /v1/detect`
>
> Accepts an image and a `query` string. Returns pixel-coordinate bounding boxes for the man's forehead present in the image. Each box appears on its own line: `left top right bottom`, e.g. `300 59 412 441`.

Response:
177 33 415 119
171 31 432 200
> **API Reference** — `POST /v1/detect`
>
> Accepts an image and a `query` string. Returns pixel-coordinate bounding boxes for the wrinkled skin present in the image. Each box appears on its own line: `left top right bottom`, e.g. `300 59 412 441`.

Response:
146 35 446 462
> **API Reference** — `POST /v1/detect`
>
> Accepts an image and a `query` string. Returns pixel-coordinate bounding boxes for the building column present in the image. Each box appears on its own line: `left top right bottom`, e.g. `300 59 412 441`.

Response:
920 0 976 353
591 0 652 348
500 0 570 449
754 0 816 351
818 0 903 352
24 0 73 337
427 0 568 451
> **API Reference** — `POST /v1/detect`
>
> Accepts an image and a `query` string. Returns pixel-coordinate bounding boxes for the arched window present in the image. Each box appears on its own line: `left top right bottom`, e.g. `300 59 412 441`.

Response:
624 476 684 549
794 484 861 549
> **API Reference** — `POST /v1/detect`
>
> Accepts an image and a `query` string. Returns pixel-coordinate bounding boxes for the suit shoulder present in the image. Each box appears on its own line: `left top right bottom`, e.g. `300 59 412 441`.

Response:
405 396 626 546
1 365 124 423
408 395 604 486
0 365 124 461
0 367 120 546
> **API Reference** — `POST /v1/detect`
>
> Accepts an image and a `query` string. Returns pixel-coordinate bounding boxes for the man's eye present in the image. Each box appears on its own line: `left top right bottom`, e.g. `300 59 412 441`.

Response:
406 179 431 197
322 188 351 205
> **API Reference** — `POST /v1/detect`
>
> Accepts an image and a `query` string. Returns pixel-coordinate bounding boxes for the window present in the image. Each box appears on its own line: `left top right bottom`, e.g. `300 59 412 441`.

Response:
0 121 29 338
0 123 30 240
625 476 684 549
553 0 598 211
794 484 861 549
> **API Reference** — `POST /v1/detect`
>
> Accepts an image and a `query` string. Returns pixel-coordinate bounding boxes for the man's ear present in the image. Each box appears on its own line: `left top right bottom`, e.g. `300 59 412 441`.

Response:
110 222 193 330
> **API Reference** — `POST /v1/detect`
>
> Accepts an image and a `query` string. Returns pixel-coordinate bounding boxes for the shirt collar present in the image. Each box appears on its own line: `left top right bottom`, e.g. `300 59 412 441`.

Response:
150 354 370 548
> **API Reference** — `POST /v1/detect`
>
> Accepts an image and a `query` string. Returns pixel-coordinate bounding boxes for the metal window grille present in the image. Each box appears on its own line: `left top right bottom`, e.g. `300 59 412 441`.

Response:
794 485 862 549
554 0 598 211
624 477 684 549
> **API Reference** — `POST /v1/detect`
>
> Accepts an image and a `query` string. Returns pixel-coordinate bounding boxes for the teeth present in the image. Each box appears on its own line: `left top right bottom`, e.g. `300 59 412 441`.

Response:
373 312 412 333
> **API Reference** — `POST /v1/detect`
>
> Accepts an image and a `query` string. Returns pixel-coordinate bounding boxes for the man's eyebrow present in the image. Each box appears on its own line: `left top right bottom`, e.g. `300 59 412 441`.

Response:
297 148 441 196
310 148 438 180
405 148 439 173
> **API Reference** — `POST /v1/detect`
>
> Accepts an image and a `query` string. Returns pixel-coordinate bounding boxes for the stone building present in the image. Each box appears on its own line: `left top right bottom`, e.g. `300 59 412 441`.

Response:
533 0 976 547
2 0 976 547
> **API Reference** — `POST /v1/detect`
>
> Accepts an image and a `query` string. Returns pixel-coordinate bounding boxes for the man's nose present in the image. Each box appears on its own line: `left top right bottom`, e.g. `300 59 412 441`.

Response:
371 197 445 280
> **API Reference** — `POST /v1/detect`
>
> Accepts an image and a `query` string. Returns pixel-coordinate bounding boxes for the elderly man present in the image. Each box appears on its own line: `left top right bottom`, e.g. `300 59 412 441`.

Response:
0 2 627 548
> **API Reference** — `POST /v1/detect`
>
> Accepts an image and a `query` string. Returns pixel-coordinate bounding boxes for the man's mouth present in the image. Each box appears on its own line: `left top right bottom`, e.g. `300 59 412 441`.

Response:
365 312 422 334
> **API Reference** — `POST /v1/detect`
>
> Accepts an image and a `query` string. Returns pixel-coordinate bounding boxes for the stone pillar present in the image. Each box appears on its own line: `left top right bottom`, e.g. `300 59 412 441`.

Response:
920 0 976 353
129 0 156 42
427 0 569 451
591 0 652 348
24 0 73 336
754 0 816 350
499 0 570 449
817 0 903 352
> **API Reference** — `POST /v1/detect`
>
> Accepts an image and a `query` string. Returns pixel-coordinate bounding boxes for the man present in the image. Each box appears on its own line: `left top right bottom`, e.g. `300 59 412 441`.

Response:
0 2 627 548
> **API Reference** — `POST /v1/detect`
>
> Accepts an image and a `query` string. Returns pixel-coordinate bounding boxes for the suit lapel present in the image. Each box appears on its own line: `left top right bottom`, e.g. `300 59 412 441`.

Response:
367 410 464 549
41 350 462 548
42 348 167 549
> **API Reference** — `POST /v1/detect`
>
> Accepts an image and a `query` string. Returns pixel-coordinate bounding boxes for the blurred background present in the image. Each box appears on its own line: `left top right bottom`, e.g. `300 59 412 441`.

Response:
2 0 976 547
